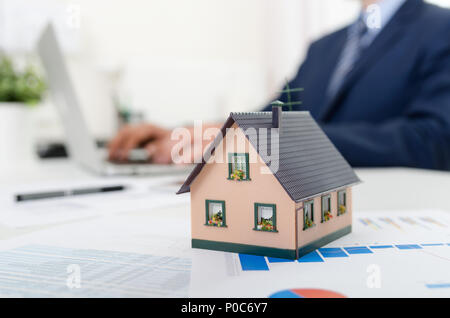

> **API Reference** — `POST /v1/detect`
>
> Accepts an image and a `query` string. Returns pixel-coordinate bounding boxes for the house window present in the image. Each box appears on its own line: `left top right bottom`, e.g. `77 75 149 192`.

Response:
254 203 277 232
303 200 315 230
338 190 347 215
228 153 250 181
321 194 332 222
205 200 226 227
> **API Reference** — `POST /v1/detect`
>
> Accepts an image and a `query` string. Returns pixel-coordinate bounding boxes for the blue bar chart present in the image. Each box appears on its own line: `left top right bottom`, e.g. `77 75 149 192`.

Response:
238 242 450 271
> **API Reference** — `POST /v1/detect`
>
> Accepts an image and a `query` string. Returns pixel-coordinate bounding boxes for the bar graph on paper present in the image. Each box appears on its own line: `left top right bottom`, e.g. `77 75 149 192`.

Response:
358 214 447 231
201 210 450 298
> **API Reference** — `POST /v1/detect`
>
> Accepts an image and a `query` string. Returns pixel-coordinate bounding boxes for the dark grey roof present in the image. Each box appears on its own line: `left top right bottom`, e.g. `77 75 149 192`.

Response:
177 111 360 201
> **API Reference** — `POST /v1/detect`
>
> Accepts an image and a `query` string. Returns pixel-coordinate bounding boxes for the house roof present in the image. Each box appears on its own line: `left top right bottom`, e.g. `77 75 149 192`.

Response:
177 111 360 202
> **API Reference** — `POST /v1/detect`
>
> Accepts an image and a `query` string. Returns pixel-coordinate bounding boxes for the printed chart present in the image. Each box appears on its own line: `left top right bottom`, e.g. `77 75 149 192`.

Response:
190 210 450 297
0 209 448 297
237 244 450 270
269 289 346 298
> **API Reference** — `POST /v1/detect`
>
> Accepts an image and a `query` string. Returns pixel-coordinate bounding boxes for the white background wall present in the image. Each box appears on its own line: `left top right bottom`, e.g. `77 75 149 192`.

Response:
71 0 360 127
1 0 449 140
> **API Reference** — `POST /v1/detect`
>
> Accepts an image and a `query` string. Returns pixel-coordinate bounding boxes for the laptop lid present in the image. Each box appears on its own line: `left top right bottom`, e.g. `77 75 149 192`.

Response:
37 23 102 172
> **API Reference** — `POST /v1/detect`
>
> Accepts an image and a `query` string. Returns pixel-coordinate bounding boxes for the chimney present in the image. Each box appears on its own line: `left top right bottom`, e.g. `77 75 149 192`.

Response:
271 100 283 128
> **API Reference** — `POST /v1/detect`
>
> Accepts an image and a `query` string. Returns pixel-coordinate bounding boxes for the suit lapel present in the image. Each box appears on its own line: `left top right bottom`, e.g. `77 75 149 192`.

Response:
318 0 423 122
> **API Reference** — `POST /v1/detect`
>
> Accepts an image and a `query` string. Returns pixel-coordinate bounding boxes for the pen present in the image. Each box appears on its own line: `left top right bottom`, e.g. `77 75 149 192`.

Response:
15 185 126 202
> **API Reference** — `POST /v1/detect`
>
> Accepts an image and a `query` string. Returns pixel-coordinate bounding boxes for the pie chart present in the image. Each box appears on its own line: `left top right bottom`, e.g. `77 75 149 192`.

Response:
269 288 346 298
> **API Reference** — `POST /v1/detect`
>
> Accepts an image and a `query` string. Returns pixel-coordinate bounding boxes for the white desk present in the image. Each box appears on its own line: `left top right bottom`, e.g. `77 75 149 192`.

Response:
2 158 450 207
1 158 449 238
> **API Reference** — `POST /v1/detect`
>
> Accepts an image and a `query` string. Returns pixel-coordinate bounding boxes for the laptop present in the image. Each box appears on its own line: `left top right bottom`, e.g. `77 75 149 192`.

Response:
37 24 191 176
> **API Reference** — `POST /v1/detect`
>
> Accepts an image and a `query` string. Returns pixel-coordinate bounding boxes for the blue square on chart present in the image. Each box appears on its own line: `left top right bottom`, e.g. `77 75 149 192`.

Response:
297 250 324 263
426 283 450 289
318 248 348 258
369 245 393 249
395 244 422 250
238 254 269 271
344 246 373 254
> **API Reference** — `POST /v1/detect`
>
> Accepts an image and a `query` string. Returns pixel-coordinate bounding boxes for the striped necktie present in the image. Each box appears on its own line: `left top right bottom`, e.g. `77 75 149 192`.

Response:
326 18 369 102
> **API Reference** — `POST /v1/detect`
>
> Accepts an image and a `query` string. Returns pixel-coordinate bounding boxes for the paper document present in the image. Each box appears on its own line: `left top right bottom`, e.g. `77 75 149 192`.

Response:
1 208 448 297
0 202 192 297
0 245 190 297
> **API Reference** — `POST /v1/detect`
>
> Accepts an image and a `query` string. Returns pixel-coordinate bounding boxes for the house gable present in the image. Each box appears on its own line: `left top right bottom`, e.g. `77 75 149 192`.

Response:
189 123 296 251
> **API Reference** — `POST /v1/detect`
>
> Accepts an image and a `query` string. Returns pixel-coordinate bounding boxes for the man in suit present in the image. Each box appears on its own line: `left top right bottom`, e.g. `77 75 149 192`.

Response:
109 0 450 170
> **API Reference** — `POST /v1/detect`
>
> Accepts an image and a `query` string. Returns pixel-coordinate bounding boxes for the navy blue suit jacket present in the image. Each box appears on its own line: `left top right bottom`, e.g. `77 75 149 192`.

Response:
264 0 450 170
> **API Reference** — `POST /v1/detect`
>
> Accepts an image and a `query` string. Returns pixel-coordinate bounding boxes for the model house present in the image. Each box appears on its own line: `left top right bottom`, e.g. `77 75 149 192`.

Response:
177 105 360 259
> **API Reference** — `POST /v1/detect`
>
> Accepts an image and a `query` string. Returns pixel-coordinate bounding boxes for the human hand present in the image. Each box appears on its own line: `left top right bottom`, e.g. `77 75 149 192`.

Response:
108 123 176 164
108 122 222 164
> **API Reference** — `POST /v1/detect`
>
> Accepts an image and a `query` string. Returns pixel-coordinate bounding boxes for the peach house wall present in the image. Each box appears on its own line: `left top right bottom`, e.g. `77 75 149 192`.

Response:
296 187 352 249
190 123 297 251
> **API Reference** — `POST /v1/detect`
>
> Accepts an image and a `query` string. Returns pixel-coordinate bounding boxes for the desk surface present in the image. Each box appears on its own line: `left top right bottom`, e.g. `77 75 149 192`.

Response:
1 158 449 238
2 158 449 209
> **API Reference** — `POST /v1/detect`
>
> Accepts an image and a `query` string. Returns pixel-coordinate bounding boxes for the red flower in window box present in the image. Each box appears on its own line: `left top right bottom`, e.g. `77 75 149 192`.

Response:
230 169 245 181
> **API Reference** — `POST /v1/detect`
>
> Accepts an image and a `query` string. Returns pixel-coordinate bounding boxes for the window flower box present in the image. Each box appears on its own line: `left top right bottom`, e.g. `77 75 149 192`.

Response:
229 169 246 181
323 211 333 222
257 219 274 232
304 217 315 230
208 212 225 227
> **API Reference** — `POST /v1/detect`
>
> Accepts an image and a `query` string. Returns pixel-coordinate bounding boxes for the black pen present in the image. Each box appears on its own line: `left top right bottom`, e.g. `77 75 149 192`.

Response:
15 185 126 202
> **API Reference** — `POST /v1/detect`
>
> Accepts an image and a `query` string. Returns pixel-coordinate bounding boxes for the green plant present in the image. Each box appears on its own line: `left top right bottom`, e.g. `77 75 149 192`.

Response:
339 205 346 215
230 169 245 181
208 211 225 227
304 217 314 229
257 218 274 231
0 55 46 105
323 211 333 222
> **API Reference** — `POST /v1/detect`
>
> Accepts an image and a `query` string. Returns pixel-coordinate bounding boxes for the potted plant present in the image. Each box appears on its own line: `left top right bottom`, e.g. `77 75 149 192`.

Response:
0 54 46 164
339 205 346 215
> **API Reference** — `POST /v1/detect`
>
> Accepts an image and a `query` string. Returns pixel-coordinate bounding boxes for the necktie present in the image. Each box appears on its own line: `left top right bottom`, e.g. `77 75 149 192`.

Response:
326 18 368 102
